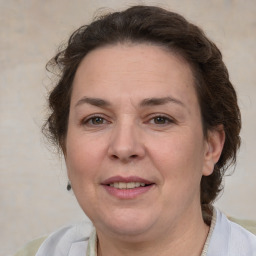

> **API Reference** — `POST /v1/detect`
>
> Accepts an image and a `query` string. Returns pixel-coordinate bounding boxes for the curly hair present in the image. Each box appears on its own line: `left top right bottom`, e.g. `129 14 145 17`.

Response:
43 5 241 222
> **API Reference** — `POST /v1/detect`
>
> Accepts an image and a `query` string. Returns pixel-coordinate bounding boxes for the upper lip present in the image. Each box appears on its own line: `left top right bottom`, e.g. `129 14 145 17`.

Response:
101 176 154 185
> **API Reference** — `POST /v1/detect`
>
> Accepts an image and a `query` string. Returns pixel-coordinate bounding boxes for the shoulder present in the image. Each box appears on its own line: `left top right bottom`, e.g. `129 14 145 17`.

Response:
14 221 94 256
228 216 256 235
36 221 93 256
208 208 256 256
228 217 256 255
14 236 47 256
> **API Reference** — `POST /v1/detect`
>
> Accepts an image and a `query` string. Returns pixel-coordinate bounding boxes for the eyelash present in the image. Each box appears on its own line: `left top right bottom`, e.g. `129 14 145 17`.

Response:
81 115 110 126
81 114 175 127
147 115 174 125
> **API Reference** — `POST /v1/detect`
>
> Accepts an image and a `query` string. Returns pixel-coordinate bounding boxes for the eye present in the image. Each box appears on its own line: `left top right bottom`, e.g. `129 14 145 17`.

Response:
82 115 109 126
149 115 174 125
90 117 105 125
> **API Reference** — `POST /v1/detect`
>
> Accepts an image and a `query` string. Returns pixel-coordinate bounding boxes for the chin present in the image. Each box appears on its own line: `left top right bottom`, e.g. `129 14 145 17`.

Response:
93 209 158 239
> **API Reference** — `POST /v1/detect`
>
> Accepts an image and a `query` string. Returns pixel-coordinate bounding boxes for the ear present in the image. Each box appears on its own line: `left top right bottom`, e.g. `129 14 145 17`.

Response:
202 125 225 176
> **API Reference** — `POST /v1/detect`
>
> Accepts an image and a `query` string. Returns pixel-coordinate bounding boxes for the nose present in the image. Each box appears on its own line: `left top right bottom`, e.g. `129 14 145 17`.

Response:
107 121 146 162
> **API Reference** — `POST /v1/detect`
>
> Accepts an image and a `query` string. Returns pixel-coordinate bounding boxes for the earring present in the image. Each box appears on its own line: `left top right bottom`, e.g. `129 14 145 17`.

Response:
67 182 71 191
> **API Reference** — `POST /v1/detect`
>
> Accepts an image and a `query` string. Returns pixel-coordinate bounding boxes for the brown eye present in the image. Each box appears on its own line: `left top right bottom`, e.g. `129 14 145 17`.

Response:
154 116 166 124
82 115 109 126
151 116 172 125
91 117 105 125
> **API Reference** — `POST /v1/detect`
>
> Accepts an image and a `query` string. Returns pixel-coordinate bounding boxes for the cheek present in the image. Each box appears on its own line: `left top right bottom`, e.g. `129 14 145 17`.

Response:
148 132 205 180
65 138 104 211
65 134 106 181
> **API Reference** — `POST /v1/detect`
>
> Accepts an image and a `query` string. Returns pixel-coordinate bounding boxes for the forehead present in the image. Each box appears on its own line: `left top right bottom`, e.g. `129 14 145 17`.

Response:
71 43 197 107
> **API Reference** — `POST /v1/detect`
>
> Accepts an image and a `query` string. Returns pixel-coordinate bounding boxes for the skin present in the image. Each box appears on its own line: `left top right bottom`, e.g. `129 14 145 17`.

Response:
65 43 225 256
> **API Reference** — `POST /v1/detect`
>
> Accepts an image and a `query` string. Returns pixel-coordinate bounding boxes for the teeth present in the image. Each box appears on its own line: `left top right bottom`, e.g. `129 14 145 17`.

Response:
109 182 147 189
119 182 126 189
127 182 134 189
135 182 140 188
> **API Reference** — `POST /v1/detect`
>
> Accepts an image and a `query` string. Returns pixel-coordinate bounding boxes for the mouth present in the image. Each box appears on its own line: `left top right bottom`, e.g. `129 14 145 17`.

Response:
101 176 155 199
108 182 150 189
101 175 154 188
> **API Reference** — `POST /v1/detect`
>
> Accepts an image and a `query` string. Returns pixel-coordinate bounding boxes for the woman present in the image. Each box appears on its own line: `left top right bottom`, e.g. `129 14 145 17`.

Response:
17 5 256 256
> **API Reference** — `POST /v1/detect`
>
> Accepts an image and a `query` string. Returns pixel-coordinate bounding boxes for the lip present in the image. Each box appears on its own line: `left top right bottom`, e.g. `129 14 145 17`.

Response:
101 176 155 199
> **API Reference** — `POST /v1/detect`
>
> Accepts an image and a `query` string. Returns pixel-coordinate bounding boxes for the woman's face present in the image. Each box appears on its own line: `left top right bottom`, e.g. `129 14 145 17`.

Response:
65 44 221 241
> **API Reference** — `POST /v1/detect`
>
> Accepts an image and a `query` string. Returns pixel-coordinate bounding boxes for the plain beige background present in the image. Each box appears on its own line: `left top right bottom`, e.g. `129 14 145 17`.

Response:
1 0 255 255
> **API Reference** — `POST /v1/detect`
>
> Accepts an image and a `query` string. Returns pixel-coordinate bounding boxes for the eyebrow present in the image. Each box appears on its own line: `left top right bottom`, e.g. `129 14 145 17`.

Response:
140 97 185 107
75 97 111 108
75 96 185 108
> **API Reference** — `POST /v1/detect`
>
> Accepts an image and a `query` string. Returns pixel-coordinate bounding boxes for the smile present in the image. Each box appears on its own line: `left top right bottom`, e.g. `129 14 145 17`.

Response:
109 182 147 189
101 176 154 199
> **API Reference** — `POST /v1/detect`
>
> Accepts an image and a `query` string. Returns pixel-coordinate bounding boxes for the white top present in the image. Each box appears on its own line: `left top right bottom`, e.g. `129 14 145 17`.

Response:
35 208 256 256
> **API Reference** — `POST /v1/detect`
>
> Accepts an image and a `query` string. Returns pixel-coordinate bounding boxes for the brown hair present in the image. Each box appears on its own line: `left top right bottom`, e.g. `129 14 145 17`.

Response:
43 5 241 222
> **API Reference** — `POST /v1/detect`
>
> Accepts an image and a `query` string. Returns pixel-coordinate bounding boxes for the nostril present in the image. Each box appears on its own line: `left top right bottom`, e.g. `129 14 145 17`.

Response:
110 154 138 161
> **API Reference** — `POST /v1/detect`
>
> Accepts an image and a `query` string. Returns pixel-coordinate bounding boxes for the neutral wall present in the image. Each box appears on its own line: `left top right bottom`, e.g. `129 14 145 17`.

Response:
1 0 255 255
